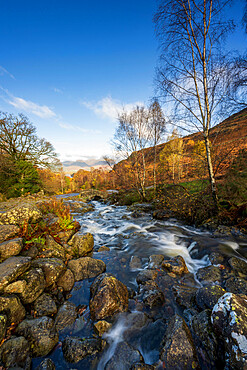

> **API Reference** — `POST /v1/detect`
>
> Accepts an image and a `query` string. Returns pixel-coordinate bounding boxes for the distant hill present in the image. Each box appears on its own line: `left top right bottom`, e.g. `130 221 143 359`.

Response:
62 159 108 174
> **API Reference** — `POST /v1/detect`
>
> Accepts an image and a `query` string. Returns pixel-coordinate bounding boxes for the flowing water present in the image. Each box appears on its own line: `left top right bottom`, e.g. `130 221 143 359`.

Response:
33 199 247 369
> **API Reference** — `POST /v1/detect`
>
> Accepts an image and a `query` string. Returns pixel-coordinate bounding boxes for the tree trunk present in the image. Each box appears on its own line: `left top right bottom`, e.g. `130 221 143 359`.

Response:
204 135 219 211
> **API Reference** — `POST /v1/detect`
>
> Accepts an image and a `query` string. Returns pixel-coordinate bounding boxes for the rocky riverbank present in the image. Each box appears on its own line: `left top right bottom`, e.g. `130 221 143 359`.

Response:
0 193 247 369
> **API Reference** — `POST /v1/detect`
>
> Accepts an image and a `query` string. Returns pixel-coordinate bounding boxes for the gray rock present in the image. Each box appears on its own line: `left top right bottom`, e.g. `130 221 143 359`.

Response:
0 314 7 342
34 293 57 317
196 265 221 284
0 256 31 293
57 268 75 291
225 276 247 295
31 257 66 287
68 257 106 281
173 283 198 309
19 268 46 304
105 341 142 370
55 301 77 332
0 295 26 324
0 202 42 225
0 238 23 261
0 224 20 244
68 232 94 257
195 285 226 310
148 255 165 269
0 336 31 369
62 336 102 363
228 256 247 276
42 235 66 260
21 245 39 259
136 270 158 285
16 316 59 357
35 358 56 370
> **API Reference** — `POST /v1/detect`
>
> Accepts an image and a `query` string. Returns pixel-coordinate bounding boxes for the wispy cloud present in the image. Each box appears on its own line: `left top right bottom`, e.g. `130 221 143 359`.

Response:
0 65 15 80
52 87 63 94
81 96 144 121
59 122 101 134
0 86 56 119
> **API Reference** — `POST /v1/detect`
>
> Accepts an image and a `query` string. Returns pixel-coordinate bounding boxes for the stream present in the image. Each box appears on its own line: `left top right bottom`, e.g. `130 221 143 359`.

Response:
33 199 247 369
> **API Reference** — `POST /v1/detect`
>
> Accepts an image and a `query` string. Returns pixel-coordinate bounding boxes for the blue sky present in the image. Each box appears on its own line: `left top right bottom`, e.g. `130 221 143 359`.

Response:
0 0 246 162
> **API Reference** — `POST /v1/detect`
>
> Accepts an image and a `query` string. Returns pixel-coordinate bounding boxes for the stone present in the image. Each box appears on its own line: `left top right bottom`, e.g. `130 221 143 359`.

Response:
55 301 77 332
225 276 247 295
4 279 27 294
35 358 56 370
228 257 247 276
31 257 66 287
58 229 77 243
34 293 57 317
68 232 94 257
0 336 31 369
19 268 46 304
162 255 189 276
90 273 129 320
136 270 158 285
68 257 106 281
105 341 142 370
152 209 172 220
0 295 26 324
129 256 142 269
0 224 20 244
160 314 199 369
0 256 31 293
94 320 112 337
173 283 198 309
195 285 226 310
62 336 102 363
57 268 75 291
0 238 23 261
16 316 59 357
0 314 7 342
41 235 66 260
139 283 165 309
196 265 221 284
211 293 247 369
208 252 225 265
148 255 165 269
21 245 39 259
0 202 42 225
98 246 110 252
131 364 155 370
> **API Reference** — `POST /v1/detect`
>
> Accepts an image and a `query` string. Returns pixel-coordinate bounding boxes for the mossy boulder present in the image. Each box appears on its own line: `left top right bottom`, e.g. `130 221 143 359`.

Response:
0 202 42 225
68 257 106 281
0 256 31 293
0 238 23 262
31 258 66 287
0 336 31 369
18 268 46 304
0 224 20 244
68 232 94 257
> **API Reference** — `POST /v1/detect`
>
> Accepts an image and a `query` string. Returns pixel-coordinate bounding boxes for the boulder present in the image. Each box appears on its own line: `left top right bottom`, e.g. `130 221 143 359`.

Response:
105 341 142 370
0 336 31 369
148 255 165 269
41 235 66 260
58 229 77 243
57 268 75 291
98 246 110 252
196 265 221 284
0 256 31 293
68 232 94 257
31 257 66 287
0 224 20 244
0 238 23 261
138 282 165 309
62 336 102 363
173 283 198 309
0 295 26 324
0 314 7 343
55 301 77 332
162 255 189 276
0 202 42 225
94 320 112 337
195 285 226 310
90 273 129 320
136 270 158 285
18 268 46 304
34 293 57 317
35 358 56 370
16 316 59 357
228 257 247 276
4 279 27 294
211 293 247 369
68 257 106 281
225 276 247 295
160 314 199 369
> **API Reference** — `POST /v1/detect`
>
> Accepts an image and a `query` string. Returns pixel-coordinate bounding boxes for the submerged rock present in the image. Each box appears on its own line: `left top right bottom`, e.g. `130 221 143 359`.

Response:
68 256 106 281
148 255 165 269
62 336 102 363
129 256 142 269
0 336 31 369
68 232 94 257
90 273 128 320
105 341 142 370
55 301 77 332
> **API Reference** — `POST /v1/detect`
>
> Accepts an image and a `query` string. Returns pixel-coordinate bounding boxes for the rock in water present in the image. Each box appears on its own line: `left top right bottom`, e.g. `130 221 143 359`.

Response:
68 257 106 281
105 341 142 370
90 273 128 320
62 336 102 363
55 301 77 332
0 336 31 369
162 255 189 276
68 232 94 257
211 292 247 368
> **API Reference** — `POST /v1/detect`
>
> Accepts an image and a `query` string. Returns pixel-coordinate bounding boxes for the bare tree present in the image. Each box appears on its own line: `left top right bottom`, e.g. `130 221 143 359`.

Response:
154 0 245 210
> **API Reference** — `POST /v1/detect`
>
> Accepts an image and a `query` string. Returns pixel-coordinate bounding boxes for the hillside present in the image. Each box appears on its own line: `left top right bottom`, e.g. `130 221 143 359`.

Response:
63 159 109 174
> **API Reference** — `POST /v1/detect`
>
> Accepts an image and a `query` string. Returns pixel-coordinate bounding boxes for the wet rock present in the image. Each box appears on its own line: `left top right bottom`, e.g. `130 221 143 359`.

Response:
148 255 165 269
94 320 112 337
98 246 110 252
0 336 31 369
16 316 59 357
18 268 46 304
62 336 102 363
131 364 155 369
195 285 226 310
31 257 66 287
90 273 128 320
173 283 197 309
162 255 189 276
41 235 66 260
152 209 172 220
225 276 247 295
209 252 225 265
57 268 75 291
160 314 199 369
34 293 57 317
0 295 26 324
105 341 142 370
68 257 106 281
136 270 158 285
123 312 151 343
140 283 165 309
228 256 247 276
191 310 219 369
0 202 42 225
196 265 221 284
35 358 56 370
0 224 20 244
0 238 23 262
0 256 31 293
211 293 247 369
55 301 77 332
0 314 7 342
4 279 27 294
68 232 94 257
129 256 142 269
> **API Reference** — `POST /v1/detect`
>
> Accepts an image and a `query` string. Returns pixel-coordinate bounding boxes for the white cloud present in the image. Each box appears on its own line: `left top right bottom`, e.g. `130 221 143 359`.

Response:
81 96 144 121
8 96 56 119
0 65 15 80
59 122 101 134
52 87 63 94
